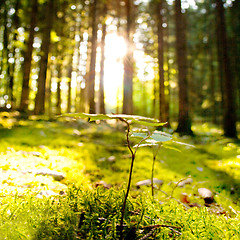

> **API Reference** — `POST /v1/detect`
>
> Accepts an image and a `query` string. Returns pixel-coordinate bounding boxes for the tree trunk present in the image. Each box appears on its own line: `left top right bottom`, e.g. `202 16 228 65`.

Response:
174 0 193 135
88 0 97 114
165 2 171 126
45 61 53 117
34 0 54 115
19 0 38 112
98 24 106 114
215 5 224 117
156 0 166 122
230 1 240 123
67 63 72 113
3 3 10 108
122 0 134 114
8 0 20 109
56 62 62 115
215 0 237 138
99 2 107 114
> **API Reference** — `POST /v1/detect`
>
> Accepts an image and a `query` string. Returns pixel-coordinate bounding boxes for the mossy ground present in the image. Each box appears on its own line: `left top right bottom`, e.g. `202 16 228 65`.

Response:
0 112 239 239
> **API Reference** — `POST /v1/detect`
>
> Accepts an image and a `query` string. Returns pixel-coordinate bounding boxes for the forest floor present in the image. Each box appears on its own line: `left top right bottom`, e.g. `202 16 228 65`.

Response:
0 111 239 239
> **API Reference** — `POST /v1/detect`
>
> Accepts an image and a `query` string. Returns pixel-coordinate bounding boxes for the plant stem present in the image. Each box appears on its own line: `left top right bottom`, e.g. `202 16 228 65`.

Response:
119 119 134 240
151 154 156 198
118 118 151 240
151 144 161 199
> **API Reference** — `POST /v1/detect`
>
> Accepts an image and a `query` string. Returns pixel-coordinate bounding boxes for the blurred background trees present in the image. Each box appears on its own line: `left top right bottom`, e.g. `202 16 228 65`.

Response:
0 0 239 137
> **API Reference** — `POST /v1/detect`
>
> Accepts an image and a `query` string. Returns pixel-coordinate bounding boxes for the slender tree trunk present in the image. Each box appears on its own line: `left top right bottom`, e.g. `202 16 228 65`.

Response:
8 0 20 109
230 1 240 123
19 0 38 112
215 0 237 138
88 0 97 114
215 3 224 115
156 0 166 122
99 2 107 114
165 14 171 126
174 0 193 135
3 3 10 107
67 63 72 113
74 13 82 113
81 28 92 113
45 60 53 117
56 62 62 115
122 0 134 114
34 0 54 115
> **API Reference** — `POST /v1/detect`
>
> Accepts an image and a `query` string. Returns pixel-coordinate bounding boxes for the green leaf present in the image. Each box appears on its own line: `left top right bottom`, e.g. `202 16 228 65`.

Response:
131 120 167 127
59 113 166 126
133 143 158 148
172 141 195 148
149 132 172 142
59 113 111 121
162 144 181 152
131 132 148 138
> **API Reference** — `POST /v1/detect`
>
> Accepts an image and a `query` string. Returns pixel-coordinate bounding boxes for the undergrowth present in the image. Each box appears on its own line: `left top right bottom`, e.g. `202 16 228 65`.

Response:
0 186 239 239
0 113 239 239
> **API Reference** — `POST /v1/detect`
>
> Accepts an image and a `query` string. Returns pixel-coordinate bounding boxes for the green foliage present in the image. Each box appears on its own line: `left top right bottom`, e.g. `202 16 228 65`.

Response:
0 115 239 239
0 187 239 239
60 113 167 127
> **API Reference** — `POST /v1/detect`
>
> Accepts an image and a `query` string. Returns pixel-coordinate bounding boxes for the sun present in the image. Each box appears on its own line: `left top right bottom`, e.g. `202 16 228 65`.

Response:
103 33 127 111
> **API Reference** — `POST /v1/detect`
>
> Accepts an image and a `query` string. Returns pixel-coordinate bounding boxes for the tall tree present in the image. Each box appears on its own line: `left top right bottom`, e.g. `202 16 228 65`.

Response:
174 0 193 135
122 0 134 114
230 0 240 124
8 0 20 109
2 2 10 107
74 1 86 113
55 0 68 115
34 0 54 115
56 57 62 115
156 0 166 122
19 0 38 112
88 0 97 114
215 0 237 138
99 0 107 114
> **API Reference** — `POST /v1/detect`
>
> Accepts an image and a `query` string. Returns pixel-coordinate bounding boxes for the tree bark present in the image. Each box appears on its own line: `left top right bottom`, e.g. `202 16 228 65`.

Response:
8 0 20 109
19 0 38 112
174 0 193 135
215 0 237 138
99 2 107 114
67 60 73 113
56 61 62 115
122 0 134 114
34 0 54 115
156 0 166 122
230 1 240 124
2 3 10 108
88 0 98 114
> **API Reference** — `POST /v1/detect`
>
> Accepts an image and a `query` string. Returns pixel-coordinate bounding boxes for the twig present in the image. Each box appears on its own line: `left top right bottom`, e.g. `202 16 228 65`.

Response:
139 227 157 240
159 189 190 209
151 143 161 198
118 117 151 240
170 175 191 198
140 224 182 240
141 224 181 230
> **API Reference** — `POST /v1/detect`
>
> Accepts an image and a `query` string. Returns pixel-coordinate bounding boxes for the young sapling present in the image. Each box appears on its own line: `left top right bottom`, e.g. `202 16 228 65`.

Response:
59 113 167 239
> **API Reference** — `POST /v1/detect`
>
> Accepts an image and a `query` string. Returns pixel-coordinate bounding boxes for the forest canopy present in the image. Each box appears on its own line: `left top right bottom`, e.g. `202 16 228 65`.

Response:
0 0 239 137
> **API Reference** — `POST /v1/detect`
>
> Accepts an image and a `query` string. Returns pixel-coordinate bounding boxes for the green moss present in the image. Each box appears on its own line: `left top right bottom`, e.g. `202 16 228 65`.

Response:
0 115 239 239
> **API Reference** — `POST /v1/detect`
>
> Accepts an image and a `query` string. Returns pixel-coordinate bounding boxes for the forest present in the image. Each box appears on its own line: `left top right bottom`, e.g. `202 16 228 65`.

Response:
0 0 240 239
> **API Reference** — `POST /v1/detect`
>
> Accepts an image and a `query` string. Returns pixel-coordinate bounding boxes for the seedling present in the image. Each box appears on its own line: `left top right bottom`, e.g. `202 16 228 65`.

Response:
60 113 169 238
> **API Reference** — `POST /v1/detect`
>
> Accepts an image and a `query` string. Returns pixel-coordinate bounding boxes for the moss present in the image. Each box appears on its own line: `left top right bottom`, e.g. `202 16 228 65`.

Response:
0 115 239 239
